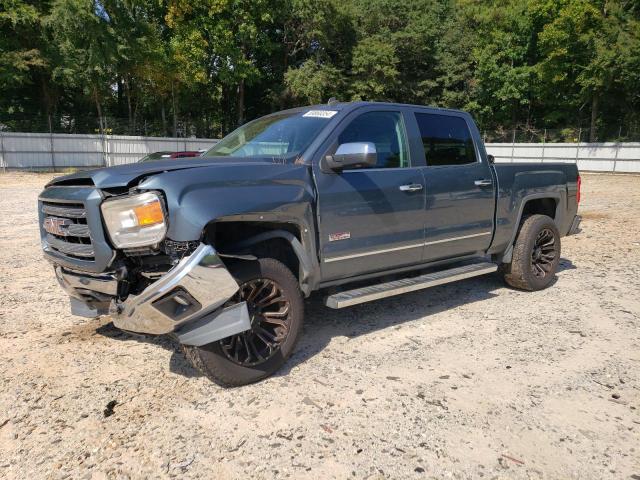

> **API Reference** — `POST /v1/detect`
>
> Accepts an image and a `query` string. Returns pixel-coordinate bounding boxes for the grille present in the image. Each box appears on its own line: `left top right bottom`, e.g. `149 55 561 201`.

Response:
42 202 95 259
163 239 199 257
123 246 157 256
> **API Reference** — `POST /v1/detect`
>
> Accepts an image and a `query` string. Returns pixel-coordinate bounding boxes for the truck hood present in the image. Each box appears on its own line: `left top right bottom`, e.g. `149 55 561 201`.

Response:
46 156 296 189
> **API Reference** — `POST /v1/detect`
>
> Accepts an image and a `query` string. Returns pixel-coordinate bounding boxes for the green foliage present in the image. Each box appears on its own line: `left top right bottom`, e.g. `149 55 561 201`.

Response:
465 1 537 126
0 0 638 139
285 59 345 104
47 0 118 95
0 1 47 104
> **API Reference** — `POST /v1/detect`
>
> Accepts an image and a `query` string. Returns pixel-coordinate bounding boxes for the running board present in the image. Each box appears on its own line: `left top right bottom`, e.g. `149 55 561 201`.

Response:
325 262 498 309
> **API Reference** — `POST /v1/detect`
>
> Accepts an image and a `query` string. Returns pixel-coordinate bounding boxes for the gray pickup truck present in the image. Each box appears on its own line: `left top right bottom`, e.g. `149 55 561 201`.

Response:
38 102 581 386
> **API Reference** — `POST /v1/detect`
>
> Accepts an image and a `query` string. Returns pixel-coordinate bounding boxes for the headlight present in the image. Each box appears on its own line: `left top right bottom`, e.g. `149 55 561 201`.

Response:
101 192 167 248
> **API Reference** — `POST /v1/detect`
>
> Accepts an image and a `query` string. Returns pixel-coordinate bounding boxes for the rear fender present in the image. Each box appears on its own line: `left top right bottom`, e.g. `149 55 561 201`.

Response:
499 192 563 263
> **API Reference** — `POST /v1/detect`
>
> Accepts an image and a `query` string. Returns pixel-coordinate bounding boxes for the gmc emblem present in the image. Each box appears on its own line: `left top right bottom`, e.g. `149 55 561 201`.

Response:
44 217 72 236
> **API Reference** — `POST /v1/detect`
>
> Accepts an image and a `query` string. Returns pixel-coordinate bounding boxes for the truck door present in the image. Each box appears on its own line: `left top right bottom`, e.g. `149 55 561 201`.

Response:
314 108 426 282
412 111 496 262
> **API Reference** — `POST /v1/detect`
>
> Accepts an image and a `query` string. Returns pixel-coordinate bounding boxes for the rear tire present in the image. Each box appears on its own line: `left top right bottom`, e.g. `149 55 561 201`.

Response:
184 258 303 387
503 214 561 291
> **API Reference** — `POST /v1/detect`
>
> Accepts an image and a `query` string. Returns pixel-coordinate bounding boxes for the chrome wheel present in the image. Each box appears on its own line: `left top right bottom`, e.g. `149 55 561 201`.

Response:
530 228 557 278
219 278 291 367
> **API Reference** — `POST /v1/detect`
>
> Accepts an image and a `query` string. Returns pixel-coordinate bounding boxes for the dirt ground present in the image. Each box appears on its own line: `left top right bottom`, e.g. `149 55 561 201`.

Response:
0 172 639 480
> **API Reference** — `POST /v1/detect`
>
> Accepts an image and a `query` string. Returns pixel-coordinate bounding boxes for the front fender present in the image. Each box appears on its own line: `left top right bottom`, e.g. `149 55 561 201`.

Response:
232 230 314 296
138 163 316 241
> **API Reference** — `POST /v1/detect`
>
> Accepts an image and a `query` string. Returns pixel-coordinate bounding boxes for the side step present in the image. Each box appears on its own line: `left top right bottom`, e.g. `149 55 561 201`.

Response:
325 262 498 309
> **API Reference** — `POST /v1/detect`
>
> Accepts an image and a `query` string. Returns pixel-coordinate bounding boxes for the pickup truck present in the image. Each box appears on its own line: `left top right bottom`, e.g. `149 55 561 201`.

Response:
38 101 581 386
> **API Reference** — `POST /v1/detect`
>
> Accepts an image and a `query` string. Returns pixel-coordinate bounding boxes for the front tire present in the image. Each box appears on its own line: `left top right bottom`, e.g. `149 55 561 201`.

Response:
503 214 561 291
184 258 303 387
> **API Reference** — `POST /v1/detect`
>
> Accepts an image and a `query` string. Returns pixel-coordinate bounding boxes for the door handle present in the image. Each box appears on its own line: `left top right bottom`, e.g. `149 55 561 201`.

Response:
399 184 423 192
474 179 493 187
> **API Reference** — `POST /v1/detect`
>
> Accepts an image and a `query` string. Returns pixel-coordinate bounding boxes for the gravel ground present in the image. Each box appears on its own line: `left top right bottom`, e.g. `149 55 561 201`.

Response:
0 172 639 480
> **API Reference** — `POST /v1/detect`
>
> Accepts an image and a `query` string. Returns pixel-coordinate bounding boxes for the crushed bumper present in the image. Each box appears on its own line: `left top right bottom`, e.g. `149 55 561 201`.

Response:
55 268 118 316
55 244 250 341
111 244 240 334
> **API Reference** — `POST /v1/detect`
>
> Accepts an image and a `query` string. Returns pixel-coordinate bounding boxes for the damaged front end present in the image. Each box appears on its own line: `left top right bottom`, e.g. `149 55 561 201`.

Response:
54 243 250 346
40 182 250 346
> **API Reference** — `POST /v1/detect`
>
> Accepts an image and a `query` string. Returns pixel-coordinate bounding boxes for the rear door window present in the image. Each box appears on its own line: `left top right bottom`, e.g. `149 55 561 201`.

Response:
415 113 477 166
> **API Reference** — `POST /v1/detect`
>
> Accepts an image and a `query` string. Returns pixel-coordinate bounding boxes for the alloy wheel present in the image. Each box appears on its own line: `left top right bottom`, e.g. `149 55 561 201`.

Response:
219 278 291 367
530 228 557 278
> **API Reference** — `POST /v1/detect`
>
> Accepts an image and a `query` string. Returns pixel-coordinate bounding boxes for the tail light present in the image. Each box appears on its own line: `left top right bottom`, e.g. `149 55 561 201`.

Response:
576 175 581 205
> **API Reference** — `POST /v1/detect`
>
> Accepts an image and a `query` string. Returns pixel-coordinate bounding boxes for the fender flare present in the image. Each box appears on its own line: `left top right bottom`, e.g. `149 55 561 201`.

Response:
500 192 563 264
231 230 313 296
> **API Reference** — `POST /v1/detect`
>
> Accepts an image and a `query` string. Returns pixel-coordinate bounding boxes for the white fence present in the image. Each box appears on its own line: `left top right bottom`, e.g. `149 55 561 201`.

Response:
485 142 640 173
0 132 639 173
0 132 218 170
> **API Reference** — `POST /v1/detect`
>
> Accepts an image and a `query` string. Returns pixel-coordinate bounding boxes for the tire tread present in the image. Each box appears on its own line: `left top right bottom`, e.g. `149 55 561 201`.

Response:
503 214 560 291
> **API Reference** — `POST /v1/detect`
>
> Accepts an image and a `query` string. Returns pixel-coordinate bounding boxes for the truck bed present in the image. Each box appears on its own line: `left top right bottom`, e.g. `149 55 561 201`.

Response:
489 162 579 259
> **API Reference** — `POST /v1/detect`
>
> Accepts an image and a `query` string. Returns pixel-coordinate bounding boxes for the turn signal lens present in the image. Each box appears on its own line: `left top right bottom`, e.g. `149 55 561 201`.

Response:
134 201 164 226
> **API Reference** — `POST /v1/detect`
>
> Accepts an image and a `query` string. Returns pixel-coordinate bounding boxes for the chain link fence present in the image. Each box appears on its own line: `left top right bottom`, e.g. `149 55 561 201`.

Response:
2 115 640 173
482 126 640 144
3 115 640 143
0 132 219 172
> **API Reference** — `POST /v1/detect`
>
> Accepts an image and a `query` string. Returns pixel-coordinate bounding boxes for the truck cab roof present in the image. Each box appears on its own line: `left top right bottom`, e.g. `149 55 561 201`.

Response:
278 101 469 117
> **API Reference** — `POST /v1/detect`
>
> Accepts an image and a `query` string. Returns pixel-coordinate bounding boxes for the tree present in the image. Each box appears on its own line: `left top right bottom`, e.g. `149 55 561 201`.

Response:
104 0 165 133
284 59 345 104
167 0 283 127
281 0 352 105
0 0 51 130
0 1 46 89
454 1 540 129
1 0 639 139
346 0 448 103
46 0 119 132
537 0 639 140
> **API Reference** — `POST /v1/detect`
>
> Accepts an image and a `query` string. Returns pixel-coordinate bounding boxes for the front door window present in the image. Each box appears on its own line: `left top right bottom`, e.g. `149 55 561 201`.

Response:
338 111 409 168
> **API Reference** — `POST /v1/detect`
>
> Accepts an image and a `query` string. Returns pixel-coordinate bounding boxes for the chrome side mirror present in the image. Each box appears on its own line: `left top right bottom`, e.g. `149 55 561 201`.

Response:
323 142 377 171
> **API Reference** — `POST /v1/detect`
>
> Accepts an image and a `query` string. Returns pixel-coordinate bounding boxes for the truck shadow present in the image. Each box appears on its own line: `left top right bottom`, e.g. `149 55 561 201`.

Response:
557 257 576 272
277 273 504 377
95 258 576 382
278 258 576 376
95 324 204 378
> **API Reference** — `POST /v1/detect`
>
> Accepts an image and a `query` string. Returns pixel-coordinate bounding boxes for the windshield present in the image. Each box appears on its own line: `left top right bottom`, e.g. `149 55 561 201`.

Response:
204 110 336 161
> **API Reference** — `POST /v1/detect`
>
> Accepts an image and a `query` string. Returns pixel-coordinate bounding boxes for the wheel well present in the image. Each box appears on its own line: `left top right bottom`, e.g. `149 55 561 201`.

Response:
498 197 560 265
521 198 557 220
205 221 301 279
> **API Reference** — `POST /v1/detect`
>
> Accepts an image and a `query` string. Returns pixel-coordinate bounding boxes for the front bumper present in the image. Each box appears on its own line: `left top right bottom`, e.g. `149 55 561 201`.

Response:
55 244 250 341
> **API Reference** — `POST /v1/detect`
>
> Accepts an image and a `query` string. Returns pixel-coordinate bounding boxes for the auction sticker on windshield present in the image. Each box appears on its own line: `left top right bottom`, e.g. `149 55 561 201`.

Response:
303 110 338 118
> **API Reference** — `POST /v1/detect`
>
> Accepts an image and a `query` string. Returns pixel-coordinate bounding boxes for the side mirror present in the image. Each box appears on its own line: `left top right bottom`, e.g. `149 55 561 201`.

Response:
487 154 495 164
323 142 377 171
